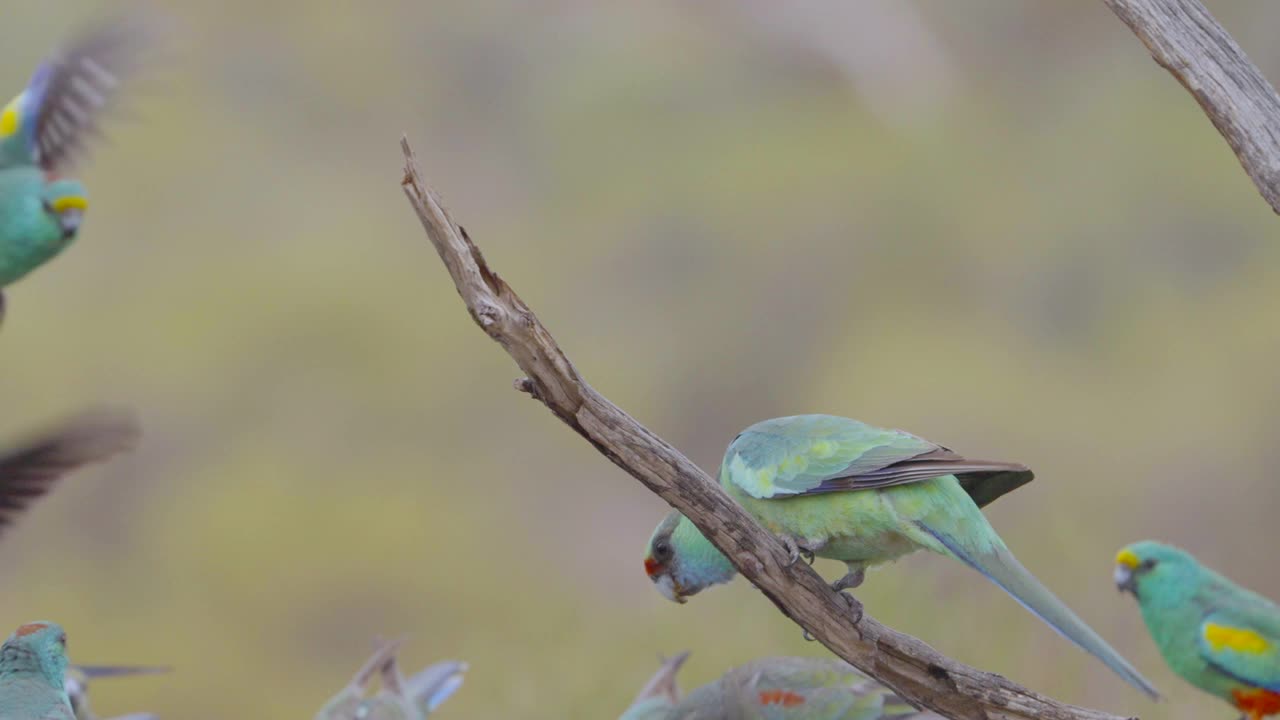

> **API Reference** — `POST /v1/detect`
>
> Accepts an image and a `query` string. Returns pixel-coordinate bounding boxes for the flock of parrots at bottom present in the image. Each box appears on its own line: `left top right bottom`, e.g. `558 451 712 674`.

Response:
0 12 1274 720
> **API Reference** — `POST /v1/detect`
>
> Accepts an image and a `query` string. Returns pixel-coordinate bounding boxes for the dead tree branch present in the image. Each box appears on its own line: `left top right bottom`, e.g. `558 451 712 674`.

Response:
399 137 1134 720
1104 0 1280 214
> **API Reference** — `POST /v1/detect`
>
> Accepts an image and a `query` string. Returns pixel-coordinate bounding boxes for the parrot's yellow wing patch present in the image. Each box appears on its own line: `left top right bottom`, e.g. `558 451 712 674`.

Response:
1199 613 1280 692
1204 623 1270 655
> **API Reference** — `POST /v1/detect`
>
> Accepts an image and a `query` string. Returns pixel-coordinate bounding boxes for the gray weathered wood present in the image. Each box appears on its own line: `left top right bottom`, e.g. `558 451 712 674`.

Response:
399 138 1135 720
1104 0 1280 214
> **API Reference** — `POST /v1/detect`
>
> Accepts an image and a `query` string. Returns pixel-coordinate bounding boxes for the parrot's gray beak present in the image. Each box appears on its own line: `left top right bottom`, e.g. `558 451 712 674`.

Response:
1113 564 1137 596
58 209 83 239
653 574 688 604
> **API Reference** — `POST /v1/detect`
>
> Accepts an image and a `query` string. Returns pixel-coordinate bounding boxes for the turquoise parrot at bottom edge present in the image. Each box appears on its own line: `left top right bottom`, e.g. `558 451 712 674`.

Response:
315 639 467 720
0 621 75 719
642 414 1158 699
1116 540 1280 720
619 652 942 720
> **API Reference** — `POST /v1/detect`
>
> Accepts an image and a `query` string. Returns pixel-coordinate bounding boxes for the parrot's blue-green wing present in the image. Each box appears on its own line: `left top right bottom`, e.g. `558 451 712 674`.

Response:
1197 612 1280 691
0 14 153 173
722 415 1031 505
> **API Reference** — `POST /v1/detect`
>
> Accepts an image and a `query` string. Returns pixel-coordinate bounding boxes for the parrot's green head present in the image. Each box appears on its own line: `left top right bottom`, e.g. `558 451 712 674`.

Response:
644 511 736 604
0 167 89 287
1114 540 1202 604
0 621 69 687
618 652 687 720
40 176 88 242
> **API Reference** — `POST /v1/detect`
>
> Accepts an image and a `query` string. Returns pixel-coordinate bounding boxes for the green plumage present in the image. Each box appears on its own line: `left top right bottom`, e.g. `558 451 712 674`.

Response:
644 415 1157 698
0 622 74 720
619 653 941 720
1116 541 1280 715
0 168 84 288
0 13 153 321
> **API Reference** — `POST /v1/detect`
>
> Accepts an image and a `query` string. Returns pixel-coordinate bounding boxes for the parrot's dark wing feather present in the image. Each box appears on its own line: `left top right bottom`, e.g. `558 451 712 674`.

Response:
0 409 139 536
71 664 170 679
724 416 1033 505
957 465 1035 508
28 14 155 173
803 448 1033 507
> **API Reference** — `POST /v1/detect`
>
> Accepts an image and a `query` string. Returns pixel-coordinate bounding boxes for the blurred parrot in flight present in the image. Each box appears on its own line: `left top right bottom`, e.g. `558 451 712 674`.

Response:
65 663 167 720
642 414 1158 699
1116 540 1280 719
0 621 76 719
0 13 156 325
0 408 139 543
315 638 467 720
619 652 942 720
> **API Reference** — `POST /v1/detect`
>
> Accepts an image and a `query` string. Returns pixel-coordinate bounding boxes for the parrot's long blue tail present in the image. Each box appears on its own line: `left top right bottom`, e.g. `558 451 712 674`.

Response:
926 526 1159 699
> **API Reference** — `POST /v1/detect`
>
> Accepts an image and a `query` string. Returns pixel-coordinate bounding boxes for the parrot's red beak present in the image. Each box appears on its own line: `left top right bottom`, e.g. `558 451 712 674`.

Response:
643 555 661 577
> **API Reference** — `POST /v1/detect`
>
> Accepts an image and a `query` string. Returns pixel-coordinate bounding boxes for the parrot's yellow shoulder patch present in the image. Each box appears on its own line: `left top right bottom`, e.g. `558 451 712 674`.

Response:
0 92 25 139
1204 622 1270 654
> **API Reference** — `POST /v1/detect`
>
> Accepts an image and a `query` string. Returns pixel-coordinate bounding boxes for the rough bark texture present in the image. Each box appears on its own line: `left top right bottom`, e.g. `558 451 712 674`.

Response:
1104 0 1280 214
399 138 1133 720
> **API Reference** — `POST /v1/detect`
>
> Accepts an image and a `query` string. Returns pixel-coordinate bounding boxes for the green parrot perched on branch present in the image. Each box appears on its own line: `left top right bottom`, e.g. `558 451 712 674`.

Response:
0 13 155 325
619 652 942 720
1116 541 1280 720
642 414 1157 698
315 639 467 720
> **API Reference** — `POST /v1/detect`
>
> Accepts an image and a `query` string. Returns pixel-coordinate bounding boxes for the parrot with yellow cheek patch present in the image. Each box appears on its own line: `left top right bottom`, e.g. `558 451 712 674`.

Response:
643 414 1158 699
0 13 154 325
1117 540 1280 719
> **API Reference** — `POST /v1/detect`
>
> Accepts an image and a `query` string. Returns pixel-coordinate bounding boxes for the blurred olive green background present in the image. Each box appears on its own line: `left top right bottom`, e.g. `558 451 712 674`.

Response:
0 1 1277 718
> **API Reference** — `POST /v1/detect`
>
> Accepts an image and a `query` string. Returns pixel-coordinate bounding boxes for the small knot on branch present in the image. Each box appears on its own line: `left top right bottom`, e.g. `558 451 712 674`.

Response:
514 377 545 401
473 301 504 329
736 554 765 575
